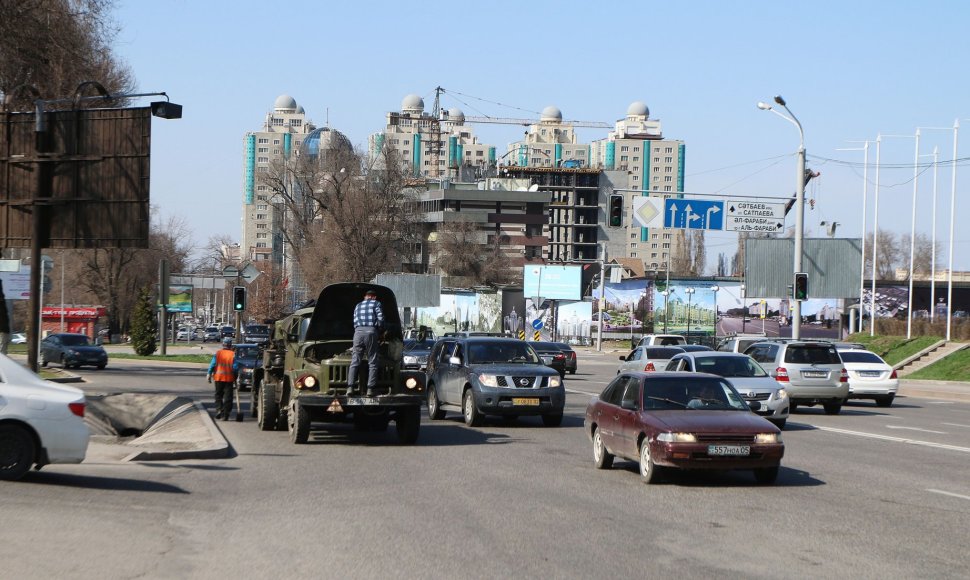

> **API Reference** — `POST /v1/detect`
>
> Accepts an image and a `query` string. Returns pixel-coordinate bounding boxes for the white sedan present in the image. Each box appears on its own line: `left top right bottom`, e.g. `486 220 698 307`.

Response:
837 348 898 407
0 354 90 480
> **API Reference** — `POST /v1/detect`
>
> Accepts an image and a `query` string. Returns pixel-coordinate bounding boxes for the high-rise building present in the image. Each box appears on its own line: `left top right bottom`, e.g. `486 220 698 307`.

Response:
241 94 314 265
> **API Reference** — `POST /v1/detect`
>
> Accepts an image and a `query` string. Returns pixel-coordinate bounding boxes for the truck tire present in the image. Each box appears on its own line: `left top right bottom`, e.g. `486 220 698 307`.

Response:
257 381 278 432
396 405 420 445
250 378 260 419
289 402 309 444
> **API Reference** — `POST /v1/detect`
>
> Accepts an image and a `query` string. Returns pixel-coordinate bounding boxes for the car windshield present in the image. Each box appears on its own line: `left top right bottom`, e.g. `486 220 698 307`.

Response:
467 342 541 364
206 327 218 333
784 345 842 364
693 356 768 378
235 347 260 362
838 350 884 364
645 347 685 359
403 339 435 351
59 335 91 347
245 325 269 335
642 377 748 411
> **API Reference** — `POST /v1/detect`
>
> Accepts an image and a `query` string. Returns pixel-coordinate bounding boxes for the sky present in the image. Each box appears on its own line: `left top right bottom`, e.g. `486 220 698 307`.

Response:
113 0 970 273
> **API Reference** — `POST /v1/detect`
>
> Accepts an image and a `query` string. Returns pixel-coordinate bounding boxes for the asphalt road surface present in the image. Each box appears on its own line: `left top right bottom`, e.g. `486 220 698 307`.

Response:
3 355 969 578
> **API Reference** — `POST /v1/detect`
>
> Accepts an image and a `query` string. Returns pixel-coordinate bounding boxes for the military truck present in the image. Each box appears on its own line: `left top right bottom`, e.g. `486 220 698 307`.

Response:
251 283 425 444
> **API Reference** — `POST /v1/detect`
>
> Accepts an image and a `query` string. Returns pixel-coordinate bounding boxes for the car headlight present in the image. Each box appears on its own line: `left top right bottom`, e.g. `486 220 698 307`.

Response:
403 355 418 364
775 388 788 400
242 368 253 376
548 375 562 388
478 374 499 387
657 432 697 443
755 433 781 444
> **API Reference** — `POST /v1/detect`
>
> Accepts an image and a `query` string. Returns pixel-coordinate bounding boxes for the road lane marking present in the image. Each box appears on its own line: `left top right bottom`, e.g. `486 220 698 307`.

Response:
942 423 970 429
813 425 970 454
885 425 947 434
927 489 970 502
926 401 954 405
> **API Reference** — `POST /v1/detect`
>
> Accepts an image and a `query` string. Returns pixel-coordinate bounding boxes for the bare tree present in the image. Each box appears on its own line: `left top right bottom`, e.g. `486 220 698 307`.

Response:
0 0 134 107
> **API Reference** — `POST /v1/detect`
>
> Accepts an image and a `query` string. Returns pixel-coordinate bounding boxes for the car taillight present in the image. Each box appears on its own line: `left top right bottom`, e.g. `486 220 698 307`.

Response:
644 362 656 371
68 402 85 418
890 370 898 379
774 367 790 382
840 368 849 383
554 353 565 360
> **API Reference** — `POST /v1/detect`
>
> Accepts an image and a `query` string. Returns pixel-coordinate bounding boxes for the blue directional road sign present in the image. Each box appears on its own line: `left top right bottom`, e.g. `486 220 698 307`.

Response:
663 198 724 231
532 319 544 330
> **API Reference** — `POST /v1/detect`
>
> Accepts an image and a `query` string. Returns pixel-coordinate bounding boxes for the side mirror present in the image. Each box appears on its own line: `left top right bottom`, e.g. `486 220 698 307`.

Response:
621 400 638 411
619 355 627 361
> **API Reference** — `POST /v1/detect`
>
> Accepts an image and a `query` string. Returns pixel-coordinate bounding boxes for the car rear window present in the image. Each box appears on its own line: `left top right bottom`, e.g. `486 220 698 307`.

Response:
645 347 685 359
694 355 767 378
784 345 842 365
838 351 884 364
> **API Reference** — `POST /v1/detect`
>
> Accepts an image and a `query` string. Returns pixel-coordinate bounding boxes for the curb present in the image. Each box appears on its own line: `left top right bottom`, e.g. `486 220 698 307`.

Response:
123 401 231 461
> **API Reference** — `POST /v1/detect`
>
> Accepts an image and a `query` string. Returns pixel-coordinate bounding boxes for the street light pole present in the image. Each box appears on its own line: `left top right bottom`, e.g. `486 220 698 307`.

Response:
946 119 960 341
758 96 805 339
906 129 921 339
684 287 695 338
710 285 720 332
838 141 870 333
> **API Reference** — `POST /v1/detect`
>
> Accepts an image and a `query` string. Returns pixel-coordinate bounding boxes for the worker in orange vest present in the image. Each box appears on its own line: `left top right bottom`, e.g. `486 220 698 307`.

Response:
207 337 241 421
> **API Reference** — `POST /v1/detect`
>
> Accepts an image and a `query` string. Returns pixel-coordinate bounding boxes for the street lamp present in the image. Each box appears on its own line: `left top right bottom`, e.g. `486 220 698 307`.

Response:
758 96 805 340
837 140 870 333
660 289 675 333
684 288 695 338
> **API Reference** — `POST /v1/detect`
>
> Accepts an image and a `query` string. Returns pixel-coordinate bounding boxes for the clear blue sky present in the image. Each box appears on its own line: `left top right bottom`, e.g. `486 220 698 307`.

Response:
115 0 970 272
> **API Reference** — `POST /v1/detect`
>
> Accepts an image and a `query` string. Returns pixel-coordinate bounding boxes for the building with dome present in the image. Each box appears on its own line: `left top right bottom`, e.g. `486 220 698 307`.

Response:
241 94 315 265
368 94 496 178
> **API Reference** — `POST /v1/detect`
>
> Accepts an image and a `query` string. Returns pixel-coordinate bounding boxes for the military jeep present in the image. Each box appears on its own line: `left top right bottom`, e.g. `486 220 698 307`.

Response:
251 283 425 444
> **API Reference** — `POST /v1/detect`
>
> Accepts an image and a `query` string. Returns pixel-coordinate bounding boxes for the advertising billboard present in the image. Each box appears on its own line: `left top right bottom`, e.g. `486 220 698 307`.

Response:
522 265 582 301
167 284 193 313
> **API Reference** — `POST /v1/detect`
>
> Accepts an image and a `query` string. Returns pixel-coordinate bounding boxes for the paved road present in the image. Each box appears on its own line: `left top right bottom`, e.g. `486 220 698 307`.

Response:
3 354 969 578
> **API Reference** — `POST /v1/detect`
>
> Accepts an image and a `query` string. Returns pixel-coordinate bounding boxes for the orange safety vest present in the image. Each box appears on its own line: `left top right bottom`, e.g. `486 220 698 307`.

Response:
213 349 236 382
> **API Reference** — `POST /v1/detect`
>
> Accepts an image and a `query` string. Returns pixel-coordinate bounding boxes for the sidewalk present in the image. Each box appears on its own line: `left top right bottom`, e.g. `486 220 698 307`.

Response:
898 379 970 403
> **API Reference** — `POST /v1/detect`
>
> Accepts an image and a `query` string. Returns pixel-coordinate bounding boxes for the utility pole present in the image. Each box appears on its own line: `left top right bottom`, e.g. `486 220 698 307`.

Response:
596 243 606 351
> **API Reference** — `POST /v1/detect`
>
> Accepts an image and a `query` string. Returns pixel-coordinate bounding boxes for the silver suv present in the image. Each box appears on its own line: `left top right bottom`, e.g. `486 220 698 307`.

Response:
743 341 848 414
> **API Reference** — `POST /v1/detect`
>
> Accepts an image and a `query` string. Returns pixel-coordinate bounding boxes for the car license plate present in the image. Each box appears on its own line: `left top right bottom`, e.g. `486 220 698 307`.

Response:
512 397 540 406
541 356 552 364
707 445 750 456
802 370 827 378
859 371 881 378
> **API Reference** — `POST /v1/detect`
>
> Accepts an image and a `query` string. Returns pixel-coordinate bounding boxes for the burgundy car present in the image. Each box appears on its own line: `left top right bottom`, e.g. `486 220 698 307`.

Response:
584 371 784 484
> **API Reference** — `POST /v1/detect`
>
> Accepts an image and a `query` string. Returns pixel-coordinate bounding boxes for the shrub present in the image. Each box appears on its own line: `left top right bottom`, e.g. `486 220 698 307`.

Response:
129 285 157 356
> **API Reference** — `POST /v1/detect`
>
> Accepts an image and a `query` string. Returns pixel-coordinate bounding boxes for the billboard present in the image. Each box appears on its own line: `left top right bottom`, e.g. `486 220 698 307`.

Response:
167 284 193 313
523 265 582 301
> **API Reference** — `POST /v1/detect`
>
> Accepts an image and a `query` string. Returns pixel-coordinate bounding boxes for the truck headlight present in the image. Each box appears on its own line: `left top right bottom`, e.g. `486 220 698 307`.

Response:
548 376 562 388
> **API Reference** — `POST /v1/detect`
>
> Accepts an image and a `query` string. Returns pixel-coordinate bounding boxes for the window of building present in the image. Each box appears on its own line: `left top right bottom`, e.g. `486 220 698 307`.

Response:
256 242 267 248
654 157 660 162
257 157 268 163
664 176 672 182
631 243 638 249
665 156 673 163
653 176 659 182
257 185 266 191
620 155 628 161
274 139 280 145
652 243 658 248
257 195 267 201
257 204 267 210
630 252 637 257
620 146 629 152
653 166 659 173
256 224 267 229
633 146 640 152
633 157 639 162
256 233 268 239
258 138 268 144
663 233 672 239
665 166 672 173
272 118 284 126
665 146 673 153
257 167 267 173
476 150 483 156
255 214 267 220
651 252 657 258
290 119 302 127
404 140 410 145
631 232 638 238
664 186 672 192
662 243 670 249
632 175 638 181
258 147 268 153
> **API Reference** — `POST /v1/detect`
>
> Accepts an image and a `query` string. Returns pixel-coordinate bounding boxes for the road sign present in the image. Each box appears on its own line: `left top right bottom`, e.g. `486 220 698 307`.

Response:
518 330 525 340
725 200 786 232
533 330 541 341
532 319 543 330
632 197 663 228
222 265 239 279
240 263 261 282
663 198 724 230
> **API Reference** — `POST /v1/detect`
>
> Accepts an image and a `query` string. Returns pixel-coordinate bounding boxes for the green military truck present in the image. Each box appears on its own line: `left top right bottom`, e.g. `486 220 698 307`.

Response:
251 282 425 444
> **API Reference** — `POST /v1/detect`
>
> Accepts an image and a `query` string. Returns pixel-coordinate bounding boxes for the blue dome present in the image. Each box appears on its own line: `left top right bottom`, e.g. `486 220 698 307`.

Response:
301 126 353 158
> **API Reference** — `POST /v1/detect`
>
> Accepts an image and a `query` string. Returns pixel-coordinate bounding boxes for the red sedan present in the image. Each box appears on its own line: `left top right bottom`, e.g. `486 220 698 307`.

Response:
584 371 784 484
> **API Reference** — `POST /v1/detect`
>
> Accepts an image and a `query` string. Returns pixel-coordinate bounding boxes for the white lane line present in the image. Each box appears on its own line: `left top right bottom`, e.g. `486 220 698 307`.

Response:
885 425 947 434
566 388 599 396
942 423 970 429
926 401 955 405
814 425 970 454
927 489 970 502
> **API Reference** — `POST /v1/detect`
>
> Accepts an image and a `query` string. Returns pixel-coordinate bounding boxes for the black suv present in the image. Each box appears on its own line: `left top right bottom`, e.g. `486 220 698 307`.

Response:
425 337 565 427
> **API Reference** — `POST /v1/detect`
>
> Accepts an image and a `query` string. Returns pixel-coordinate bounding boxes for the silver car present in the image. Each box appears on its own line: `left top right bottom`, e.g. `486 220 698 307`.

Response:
665 352 790 429
617 346 685 374
836 348 898 407
744 341 848 415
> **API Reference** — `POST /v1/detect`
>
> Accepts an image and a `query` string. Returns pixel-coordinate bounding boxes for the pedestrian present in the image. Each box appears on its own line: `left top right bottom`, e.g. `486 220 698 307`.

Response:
207 337 240 421
346 288 384 397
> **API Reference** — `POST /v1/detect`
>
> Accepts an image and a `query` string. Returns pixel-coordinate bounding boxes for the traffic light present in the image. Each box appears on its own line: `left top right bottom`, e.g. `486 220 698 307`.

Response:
608 194 623 227
233 286 247 311
793 273 808 301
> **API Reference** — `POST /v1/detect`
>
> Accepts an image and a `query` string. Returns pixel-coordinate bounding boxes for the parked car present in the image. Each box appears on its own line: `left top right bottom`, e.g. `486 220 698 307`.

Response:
40 333 108 369
617 346 685 373
636 334 687 347
202 326 221 343
241 324 270 346
665 352 790 429
530 341 567 377
743 340 848 414
0 354 90 480
402 338 436 371
233 343 263 392
425 337 564 426
584 371 784 484
680 344 714 353
553 342 578 374
836 348 898 407
10 332 27 344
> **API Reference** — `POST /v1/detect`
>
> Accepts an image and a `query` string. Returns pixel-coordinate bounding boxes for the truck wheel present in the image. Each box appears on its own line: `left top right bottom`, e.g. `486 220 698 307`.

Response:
0 424 35 481
257 381 278 431
289 402 309 444
396 406 420 445
250 379 260 419
427 384 445 420
463 389 483 427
